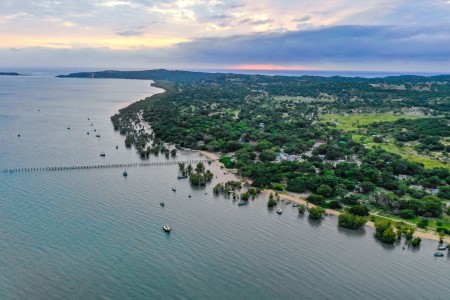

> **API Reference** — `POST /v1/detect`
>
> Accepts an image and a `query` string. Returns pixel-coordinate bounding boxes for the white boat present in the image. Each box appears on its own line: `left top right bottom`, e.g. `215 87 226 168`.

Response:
163 225 171 232
276 207 282 214
437 245 447 251
172 187 176 192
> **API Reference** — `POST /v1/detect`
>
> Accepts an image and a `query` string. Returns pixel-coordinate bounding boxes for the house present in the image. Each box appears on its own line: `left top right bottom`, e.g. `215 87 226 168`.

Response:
313 140 327 148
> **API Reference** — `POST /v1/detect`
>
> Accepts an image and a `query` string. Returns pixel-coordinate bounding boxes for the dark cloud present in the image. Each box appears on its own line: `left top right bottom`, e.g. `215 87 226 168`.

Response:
174 25 450 65
239 18 273 25
116 30 144 36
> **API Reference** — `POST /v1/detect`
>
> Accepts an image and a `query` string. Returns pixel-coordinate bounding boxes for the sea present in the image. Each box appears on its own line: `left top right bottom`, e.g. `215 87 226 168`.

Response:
0 72 449 299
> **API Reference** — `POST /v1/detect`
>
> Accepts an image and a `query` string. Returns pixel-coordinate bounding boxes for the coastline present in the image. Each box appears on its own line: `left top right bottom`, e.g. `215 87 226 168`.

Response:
197 150 448 243
126 86 448 245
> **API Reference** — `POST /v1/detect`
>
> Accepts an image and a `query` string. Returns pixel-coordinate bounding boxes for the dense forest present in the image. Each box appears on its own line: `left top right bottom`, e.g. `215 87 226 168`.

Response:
62 69 450 234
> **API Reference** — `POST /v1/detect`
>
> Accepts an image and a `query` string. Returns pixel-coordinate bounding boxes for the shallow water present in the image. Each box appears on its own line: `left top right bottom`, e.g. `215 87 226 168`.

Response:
0 76 449 299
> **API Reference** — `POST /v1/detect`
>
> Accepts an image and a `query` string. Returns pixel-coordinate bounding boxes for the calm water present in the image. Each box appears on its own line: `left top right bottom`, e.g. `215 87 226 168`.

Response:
0 76 449 300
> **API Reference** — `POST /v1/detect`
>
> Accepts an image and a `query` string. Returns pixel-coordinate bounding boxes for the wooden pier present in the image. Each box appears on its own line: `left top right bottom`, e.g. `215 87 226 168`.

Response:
1 159 216 174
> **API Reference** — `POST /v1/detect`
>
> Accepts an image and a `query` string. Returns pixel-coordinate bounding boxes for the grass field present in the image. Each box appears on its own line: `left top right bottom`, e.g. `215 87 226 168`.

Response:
321 113 449 169
321 113 421 131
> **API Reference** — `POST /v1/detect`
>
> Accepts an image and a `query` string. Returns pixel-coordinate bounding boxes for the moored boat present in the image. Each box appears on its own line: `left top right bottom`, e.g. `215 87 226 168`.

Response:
277 207 282 214
434 251 444 257
238 200 247 206
172 187 176 192
292 203 299 207
437 245 447 251
100 152 106 157
123 170 128 177
163 225 171 232
160 202 165 207
177 175 188 179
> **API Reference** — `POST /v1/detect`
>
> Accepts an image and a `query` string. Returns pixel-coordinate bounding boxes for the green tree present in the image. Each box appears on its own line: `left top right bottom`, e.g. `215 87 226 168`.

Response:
348 205 370 216
308 207 326 219
317 184 333 197
306 194 325 206
338 213 367 229
417 218 429 228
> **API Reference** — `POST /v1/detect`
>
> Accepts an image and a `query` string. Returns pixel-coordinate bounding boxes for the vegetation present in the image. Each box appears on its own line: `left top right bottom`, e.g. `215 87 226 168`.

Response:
308 207 326 219
338 213 367 229
375 221 397 244
106 70 450 236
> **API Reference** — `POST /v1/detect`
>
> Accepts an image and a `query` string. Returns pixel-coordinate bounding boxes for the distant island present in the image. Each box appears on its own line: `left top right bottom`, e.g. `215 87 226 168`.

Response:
57 69 227 83
0 72 20 76
60 69 450 243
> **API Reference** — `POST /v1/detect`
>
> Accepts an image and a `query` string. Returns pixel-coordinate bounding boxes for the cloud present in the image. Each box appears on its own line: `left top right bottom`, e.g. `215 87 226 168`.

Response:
116 30 144 36
167 25 450 70
98 1 137 8
293 16 311 23
2 25 450 72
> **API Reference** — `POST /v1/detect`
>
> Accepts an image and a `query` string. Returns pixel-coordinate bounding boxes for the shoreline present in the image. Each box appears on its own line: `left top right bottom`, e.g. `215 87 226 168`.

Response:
197 150 448 243
127 87 448 244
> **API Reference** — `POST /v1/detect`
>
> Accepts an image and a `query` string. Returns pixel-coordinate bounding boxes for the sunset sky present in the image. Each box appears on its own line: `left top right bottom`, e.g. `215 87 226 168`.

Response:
1 0 450 71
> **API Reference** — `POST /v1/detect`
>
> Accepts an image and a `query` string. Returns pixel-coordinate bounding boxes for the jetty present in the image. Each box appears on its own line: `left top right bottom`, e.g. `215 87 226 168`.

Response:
1 159 215 174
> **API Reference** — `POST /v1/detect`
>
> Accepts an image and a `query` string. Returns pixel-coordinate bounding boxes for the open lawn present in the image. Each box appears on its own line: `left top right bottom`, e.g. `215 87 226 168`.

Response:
320 113 421 131
321 113 449 169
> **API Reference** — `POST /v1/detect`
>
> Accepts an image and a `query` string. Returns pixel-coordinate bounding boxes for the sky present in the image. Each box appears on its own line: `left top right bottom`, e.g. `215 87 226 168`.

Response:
1 0 450 72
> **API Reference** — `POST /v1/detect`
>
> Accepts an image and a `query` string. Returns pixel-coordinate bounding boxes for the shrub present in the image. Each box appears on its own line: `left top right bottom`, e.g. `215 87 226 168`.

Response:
327 200 342 209
309 207 326 219
307 194 325 206
317 184 333 197
417 218 429 229
399 209 416 219
267 198 277 208
338 213 367 230
271 183 284 191
348 205 370 216
341 194 361 205
375 221 397 244
409 237 421 247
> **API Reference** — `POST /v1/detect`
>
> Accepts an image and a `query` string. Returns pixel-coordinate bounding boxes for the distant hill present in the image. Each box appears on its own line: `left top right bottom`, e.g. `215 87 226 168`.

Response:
57 69 226 83
0 72 20 76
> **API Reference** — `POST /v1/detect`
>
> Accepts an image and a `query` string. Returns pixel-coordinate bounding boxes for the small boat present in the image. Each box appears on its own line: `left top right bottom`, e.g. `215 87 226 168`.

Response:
238 200 247 206
160 202 165 207
123 170 128 177
276 207 282 214
116 145 118 149
437 245 447 251
172 187 176 192
177 175 188 179
292 203 299 207
163 225 171 232
88 118 90 120
67 126 70 130
96 134 100 138
17 134 20 137
188 194 191 198
87 132 89 135
286 201 292 205
94 129 96 132
434 252 444 257
100 152 106 157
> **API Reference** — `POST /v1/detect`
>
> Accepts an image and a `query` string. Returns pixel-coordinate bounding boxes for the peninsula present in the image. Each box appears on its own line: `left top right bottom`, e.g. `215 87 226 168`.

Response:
61 69 450 243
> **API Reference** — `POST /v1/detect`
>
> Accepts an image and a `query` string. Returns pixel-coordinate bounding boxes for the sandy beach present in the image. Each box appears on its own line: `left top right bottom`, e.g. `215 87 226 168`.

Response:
197 150 449 243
